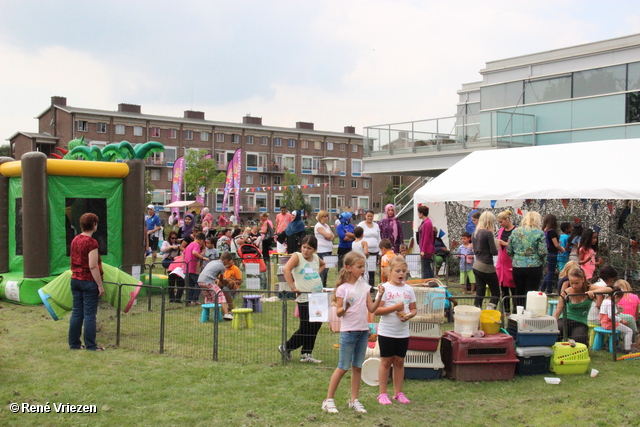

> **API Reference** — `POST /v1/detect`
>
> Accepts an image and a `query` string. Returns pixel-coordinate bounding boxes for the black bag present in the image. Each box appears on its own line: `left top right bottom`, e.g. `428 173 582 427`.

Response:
264 222 274 241
276 231 287 244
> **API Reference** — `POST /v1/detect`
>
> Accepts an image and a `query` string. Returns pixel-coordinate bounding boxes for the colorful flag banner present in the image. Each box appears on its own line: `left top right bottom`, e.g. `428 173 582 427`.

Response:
170 156 185 219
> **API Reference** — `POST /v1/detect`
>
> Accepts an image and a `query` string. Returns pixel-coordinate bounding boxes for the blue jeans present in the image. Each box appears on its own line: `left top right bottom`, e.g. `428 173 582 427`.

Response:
317 252 331 288
187 273 201 303
541 253 557 293
337 330 369 370
69 278 100 350
421 256 433 279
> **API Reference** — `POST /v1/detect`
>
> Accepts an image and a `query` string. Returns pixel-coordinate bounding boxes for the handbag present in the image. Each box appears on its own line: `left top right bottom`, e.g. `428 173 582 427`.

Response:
264 221 274 241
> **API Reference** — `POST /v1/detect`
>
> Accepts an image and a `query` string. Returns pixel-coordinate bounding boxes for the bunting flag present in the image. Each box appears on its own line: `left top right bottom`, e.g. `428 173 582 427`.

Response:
562 199 569 209
473 200 481 208
222 148 241 215
607 202 614 214
438 229 446 239
593 225 601 233
592 202 598 216
539 199 547 209
517 208 523 216
195 153 212 205
170 156 185 219
490 200 496 208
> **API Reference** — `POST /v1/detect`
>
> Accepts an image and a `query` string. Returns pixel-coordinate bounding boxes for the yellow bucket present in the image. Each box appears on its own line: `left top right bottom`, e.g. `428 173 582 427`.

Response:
480 309 501 335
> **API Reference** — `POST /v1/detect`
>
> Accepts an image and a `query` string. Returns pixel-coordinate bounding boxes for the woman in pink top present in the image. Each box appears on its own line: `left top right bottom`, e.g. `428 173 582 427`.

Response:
616 280 640 320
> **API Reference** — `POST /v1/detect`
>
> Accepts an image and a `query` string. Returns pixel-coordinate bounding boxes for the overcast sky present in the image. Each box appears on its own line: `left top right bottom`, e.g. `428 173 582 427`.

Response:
1 0 639 145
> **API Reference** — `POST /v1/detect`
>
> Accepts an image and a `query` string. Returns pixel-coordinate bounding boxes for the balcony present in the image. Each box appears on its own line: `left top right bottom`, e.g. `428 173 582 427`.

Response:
363 111 536 175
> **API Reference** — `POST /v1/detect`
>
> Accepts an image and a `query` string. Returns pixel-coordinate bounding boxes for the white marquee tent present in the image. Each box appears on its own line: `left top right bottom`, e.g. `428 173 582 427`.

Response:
412 139 640 246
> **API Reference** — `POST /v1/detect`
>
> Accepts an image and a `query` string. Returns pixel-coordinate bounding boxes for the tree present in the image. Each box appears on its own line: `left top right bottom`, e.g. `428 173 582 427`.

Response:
281 170 313 218
183 150 222 200
382 181 410 208
0 143 10 157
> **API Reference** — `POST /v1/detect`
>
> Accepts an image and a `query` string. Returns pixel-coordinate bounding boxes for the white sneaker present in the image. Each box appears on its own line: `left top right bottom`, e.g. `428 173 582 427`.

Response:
301 353 322 363
487 303 497 311
223 313 233 321
348 399 367 413
322 398 338 414
278 345 292 361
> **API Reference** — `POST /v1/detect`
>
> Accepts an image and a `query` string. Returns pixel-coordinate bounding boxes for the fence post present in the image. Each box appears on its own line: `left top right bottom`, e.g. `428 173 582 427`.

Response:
282 294 288 365
213 290 220 362
159 288 166 354
116 283 122 347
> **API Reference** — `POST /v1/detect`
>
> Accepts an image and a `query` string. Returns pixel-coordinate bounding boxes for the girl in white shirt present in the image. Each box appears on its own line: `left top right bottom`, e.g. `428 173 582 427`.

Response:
314 210 334 287
358 210 381 287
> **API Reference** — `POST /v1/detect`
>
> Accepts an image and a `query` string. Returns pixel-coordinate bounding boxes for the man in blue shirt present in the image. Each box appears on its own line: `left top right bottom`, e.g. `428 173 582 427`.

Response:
145 204 163 265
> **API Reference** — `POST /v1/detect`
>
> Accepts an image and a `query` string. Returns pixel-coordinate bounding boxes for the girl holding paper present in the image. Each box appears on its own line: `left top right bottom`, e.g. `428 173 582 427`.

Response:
323 252 384 414
280 235 326 364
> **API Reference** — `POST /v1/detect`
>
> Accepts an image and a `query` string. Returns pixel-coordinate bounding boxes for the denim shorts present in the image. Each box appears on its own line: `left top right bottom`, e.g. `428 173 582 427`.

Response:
337 330 369 370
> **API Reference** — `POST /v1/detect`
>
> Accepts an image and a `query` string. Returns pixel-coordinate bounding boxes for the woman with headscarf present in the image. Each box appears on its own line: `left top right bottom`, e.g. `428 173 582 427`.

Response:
379 204 404 253
336 211 355 268
177 213 195 244
285 210 307 254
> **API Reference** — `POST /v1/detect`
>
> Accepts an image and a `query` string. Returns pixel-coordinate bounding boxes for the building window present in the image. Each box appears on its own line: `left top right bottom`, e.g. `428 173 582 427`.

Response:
301 140 309 149
274 176 281 185
133 126 144 136
246 135 254 145
260 136 268 146
167 169 173 181
274 137 282 147
351 159 362 176
260 175 268 185
573 64 626 98
351 144 358 153
339 143 346 151
246 174 253 185
115 124 125 135
150 127 161 138
392 175 402 189
363 179 370 189
168 129 177 139
310 195 320 211
314 141 322 150
351 179 358 188
626 92 640 123
184 130 194 140
327 141 334 151
314 177 321 186
216 133 225 142
96 122 107 133
232 134 240 143
77 121 88 132
274 195 284 209
480 81 524 110
150 169 160 181
201 131 209 141
301 177 309 185
288 138 296 148
524 76 571 104
339 178 345 188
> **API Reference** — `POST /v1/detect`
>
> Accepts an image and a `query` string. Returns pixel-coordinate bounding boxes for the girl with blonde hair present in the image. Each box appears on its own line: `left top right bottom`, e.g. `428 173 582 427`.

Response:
472 211 499 309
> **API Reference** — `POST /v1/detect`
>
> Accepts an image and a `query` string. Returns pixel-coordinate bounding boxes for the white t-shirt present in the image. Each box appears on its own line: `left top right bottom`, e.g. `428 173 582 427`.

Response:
357 221 381 254
336 279 371 332
376 282 416 339
314 222 334 253
351 240 366 257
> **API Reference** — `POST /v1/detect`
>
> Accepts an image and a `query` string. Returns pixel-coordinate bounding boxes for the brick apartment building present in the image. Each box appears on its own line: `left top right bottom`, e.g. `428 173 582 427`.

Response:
7 96 409 222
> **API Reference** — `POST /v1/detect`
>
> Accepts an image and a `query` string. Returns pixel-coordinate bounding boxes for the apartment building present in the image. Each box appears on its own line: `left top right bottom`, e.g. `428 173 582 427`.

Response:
9 96 376 221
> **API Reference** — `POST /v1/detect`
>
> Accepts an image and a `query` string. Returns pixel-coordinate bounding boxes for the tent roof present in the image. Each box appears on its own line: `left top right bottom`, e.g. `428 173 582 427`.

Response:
164 200 205 208
414 139 640 203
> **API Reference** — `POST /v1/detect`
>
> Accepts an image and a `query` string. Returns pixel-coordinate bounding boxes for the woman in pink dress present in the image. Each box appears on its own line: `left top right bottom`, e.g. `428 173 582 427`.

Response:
496 210 516 315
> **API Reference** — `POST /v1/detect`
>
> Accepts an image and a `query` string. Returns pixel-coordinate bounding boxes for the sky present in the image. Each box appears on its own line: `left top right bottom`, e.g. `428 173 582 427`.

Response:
1 0 639 145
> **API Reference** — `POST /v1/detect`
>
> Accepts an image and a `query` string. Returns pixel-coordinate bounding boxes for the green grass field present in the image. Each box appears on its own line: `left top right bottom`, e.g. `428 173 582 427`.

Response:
3 286 640 427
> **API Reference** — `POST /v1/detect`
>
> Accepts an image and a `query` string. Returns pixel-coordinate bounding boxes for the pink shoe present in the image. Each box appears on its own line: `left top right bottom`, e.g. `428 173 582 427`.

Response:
393 392 410 404
377 393 392 405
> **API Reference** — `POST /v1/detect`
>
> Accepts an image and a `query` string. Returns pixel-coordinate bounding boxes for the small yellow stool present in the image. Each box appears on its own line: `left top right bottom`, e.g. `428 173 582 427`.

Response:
231 308 254 329
588 323 598 348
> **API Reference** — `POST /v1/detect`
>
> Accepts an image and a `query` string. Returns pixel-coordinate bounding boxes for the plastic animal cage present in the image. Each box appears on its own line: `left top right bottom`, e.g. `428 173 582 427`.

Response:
549 342 590 374
508 314 559 346
515 346 553 376
409 321 441 338
411 287 446 323
440 331 518 381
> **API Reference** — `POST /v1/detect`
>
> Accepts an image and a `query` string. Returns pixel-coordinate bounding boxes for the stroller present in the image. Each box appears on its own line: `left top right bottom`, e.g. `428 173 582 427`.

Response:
237 244 267 273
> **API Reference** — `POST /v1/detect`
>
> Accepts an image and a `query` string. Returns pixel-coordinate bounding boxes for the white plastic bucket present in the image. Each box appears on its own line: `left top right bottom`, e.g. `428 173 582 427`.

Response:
453 305 481 337
526 291 547 317
362 358 380 386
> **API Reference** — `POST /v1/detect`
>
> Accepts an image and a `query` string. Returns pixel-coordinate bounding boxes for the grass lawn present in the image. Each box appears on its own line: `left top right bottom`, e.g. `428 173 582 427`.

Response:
2 277 640 426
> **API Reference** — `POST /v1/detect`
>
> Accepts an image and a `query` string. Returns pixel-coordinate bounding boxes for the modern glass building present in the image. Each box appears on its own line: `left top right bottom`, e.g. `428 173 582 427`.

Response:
364 33 640 176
